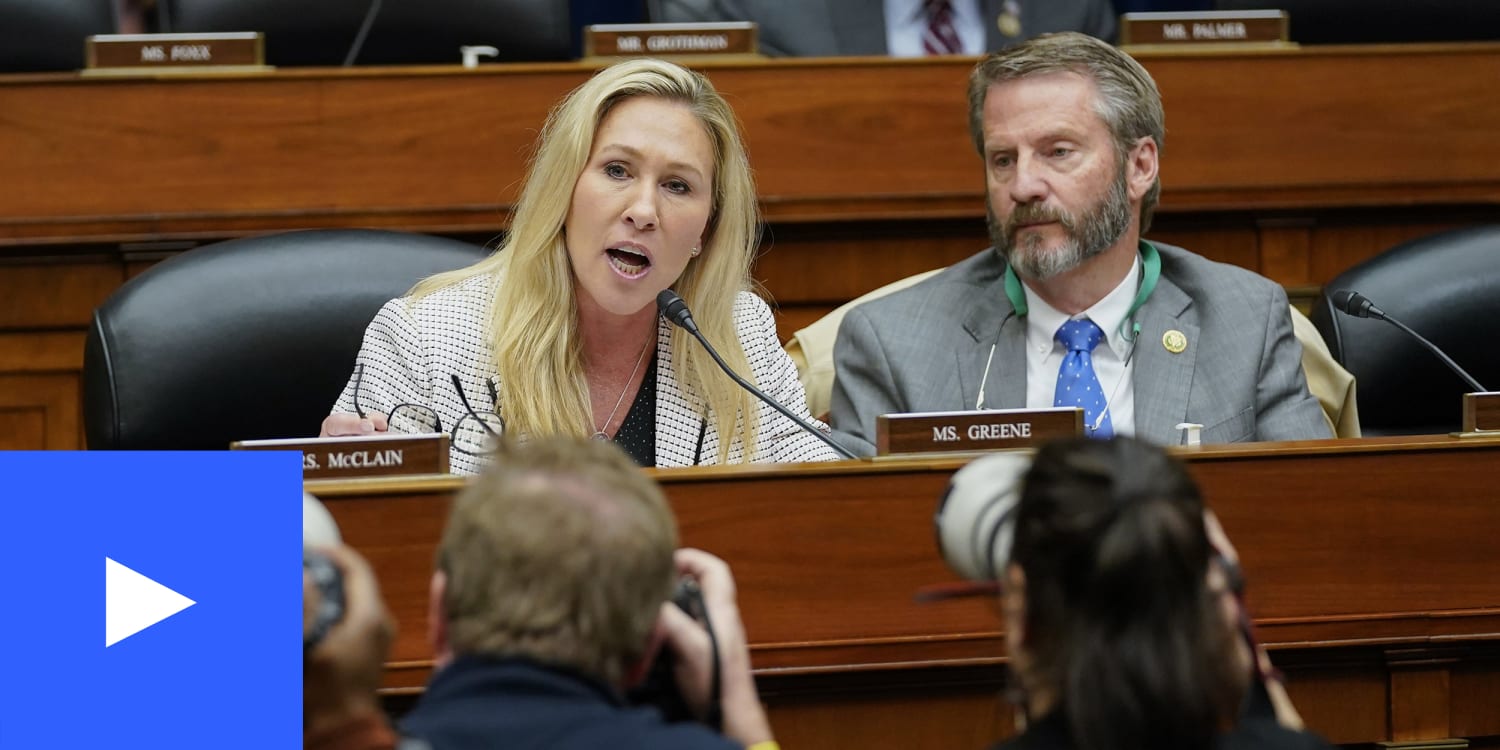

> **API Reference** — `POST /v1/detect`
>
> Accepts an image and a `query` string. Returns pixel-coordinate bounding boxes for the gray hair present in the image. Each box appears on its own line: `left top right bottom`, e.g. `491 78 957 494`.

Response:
967 32 1165 232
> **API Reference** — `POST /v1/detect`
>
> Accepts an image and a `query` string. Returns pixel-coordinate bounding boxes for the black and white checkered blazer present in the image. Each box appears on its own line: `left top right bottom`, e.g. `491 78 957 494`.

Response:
331 274 841 474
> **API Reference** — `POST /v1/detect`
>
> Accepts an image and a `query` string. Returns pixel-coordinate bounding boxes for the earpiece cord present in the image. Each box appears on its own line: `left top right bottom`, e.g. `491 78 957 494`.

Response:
1088 333 1138 434
994 240 1159 423
975 311 1018 410
975 343 998 411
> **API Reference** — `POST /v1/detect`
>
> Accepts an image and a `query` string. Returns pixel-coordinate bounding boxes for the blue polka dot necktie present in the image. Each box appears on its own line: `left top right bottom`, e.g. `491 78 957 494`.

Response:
1053 318 1113 438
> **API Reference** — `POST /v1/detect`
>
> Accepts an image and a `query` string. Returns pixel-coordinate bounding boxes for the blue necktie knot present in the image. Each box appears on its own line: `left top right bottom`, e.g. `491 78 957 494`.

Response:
1055 318 1104 353
1053 318 1113 438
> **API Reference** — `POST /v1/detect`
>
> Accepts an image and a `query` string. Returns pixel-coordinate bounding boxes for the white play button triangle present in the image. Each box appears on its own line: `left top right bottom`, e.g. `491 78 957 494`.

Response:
105 557 197 647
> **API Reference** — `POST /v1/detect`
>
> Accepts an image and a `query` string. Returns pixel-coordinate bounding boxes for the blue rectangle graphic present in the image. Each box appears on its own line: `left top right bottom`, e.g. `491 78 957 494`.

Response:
0 451 304 749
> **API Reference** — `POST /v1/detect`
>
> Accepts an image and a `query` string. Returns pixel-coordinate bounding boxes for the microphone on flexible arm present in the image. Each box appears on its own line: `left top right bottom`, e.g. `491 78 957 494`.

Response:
342 0 384 66
1330 290 1488 392
656 290 859 460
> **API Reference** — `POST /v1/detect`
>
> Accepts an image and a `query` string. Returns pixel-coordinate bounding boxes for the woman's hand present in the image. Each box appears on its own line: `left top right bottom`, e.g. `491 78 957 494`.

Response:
320 412 389 438
1204 510 1305 731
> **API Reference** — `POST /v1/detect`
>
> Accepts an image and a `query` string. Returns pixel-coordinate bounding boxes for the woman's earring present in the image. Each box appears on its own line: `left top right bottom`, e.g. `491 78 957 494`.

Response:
690 245 701 257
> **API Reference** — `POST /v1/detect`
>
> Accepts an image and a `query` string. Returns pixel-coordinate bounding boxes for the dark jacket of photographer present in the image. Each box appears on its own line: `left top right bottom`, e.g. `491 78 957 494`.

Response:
401 656 741 750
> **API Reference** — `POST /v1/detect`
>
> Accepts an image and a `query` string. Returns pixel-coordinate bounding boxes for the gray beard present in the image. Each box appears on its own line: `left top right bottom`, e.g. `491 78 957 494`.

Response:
990 171 1133 281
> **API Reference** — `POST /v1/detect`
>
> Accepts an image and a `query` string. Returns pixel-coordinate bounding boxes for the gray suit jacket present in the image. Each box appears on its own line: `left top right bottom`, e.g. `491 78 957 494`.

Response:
650 0 1117 56
829 243 1332 455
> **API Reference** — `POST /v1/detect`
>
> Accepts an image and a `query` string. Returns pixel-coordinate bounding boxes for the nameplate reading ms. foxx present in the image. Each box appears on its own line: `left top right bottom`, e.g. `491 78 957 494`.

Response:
231 433 449 478
876 407 1083 457
86 32 267 73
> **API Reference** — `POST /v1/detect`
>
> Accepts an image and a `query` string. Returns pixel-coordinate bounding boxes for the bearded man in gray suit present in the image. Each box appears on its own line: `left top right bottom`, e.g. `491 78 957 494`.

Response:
829 33 1331 456
650 0 1117 56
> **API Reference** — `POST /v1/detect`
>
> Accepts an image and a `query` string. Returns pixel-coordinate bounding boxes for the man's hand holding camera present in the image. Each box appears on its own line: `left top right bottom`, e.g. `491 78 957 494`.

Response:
655 548 775 749
303 545 398 747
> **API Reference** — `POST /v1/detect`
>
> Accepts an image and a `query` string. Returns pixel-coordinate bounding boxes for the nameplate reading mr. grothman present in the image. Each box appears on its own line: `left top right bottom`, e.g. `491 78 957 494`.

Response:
85 32 266 73
584 22 758 58
876 408 1083 457
231 433 449 479
1119 11 1289 48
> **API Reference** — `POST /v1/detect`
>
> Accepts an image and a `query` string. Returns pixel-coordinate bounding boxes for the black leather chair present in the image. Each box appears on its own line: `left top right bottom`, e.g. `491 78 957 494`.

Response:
160 0 572 66
1310 225 1500 435
1215 1 1500 44
84 229 489 449
1 0 116 72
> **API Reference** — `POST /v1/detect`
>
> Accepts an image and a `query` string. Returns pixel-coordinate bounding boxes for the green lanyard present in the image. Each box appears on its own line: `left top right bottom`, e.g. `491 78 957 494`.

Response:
1002 240 1161 342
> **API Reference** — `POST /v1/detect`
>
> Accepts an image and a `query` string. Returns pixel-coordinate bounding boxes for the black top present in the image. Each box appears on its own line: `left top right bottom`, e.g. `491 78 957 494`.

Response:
401 656 737 750
991 706 1332 750
614 352 657 468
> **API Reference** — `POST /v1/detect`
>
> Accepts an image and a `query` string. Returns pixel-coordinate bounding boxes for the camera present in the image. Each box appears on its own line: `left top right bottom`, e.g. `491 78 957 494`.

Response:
303 549 346 655
626 577 719 728
933 452 1032 582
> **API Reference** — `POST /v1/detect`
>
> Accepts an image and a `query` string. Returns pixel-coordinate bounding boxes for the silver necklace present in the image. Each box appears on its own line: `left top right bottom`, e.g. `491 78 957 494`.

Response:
591 337 651 440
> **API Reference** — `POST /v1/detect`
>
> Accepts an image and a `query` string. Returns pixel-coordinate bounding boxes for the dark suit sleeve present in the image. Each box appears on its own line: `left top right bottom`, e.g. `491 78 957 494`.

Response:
649 0 793 55
1085 0 1118 43
829 305 903 457
1254 285 1334 441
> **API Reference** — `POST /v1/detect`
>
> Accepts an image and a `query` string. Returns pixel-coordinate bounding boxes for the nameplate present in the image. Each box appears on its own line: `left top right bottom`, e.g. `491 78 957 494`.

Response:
230 433 449 478
875 407 1083 457
1461 392 1500 434
85 32 268 74
1119 11 1289 48
584 22 758 58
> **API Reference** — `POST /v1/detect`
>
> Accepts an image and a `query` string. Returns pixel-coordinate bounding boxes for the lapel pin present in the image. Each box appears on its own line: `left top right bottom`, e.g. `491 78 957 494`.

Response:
998 0 1022 37
1162 329 1188 354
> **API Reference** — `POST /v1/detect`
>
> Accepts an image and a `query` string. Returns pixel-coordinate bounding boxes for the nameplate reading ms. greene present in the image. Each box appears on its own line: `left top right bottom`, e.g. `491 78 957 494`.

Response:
876 407 1083 457
231 433 449 478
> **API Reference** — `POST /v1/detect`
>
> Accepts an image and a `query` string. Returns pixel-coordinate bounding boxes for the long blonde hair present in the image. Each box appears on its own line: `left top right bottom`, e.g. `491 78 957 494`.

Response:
412 59 760 461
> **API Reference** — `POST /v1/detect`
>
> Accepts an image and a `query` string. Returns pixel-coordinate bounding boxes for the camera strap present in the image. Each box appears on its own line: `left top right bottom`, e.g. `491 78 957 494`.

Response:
694 592 724 732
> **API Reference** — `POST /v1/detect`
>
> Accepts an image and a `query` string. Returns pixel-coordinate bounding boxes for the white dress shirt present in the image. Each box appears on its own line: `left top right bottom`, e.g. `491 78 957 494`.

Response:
1022 253 1142 436
884 0 986 56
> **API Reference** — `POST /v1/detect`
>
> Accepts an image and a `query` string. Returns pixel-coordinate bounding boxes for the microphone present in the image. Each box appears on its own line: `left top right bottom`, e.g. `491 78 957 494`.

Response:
656 290 858 460
342 0 383 66
1330 289 1488 393
658 289 699 335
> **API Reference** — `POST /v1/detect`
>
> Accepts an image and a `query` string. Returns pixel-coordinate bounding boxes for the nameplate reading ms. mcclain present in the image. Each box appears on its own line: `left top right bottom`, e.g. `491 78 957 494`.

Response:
85 32 267 74
875 407 1083 457
231 433 449 478
584 22 758 58
1119 11 1289 48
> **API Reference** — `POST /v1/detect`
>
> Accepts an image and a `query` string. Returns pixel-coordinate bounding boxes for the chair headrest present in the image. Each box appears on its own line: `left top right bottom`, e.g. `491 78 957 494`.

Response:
1310 225 1500 434
84 229 489 449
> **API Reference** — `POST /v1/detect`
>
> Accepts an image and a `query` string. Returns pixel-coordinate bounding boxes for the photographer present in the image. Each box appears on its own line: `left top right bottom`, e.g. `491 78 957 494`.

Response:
303 490 401 750
402 436 776 750
940 438 1328 750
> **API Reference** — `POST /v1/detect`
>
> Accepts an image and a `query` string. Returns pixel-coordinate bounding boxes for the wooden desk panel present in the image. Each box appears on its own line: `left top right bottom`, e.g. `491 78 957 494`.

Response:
312 436 1500 746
